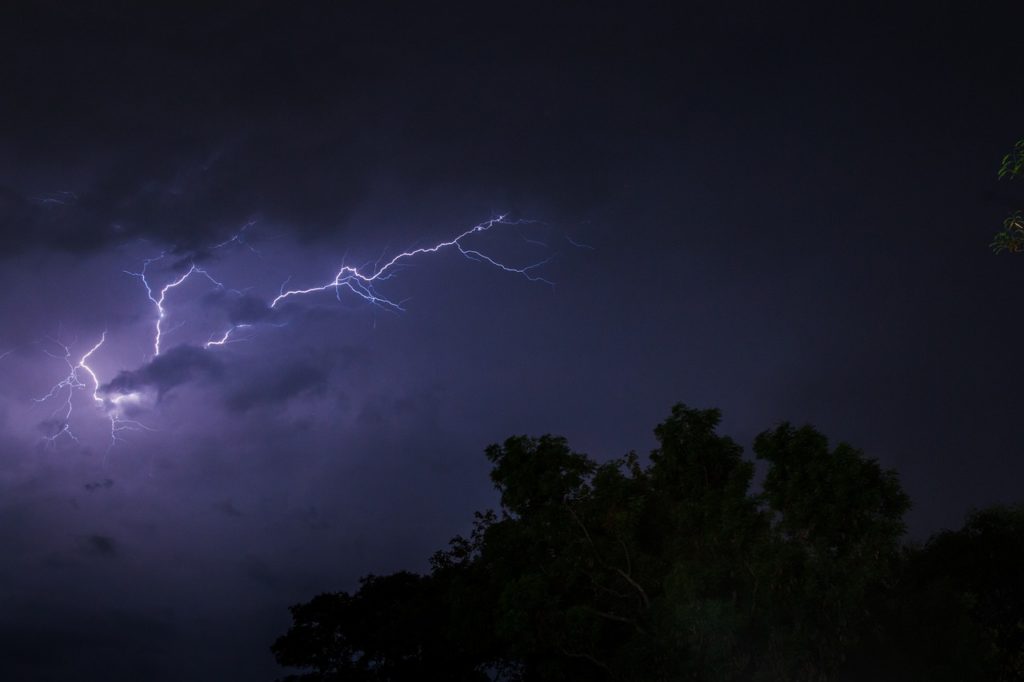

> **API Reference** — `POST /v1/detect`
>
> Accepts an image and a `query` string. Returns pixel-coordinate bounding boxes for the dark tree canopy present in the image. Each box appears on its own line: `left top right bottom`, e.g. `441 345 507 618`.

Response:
272 404 1022 681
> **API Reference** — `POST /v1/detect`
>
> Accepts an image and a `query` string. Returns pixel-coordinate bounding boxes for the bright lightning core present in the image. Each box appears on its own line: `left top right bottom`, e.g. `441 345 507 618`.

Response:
33 215 564 451
35 333 149 451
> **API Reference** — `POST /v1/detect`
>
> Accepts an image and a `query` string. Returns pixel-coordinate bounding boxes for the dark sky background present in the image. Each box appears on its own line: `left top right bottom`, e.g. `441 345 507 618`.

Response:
2 2 1023 680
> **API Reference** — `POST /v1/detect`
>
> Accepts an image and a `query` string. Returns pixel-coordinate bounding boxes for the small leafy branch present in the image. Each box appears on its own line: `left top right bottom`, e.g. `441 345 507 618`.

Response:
998 139 1024 180
992 139 1024 254
991 211 1024 254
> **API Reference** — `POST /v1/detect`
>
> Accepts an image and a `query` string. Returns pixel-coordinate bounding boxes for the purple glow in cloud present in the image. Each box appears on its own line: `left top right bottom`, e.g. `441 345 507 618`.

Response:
35 333 151 451
33 216 555 451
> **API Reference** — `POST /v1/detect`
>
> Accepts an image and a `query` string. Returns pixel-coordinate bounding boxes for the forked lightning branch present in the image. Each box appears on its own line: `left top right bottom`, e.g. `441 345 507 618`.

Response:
34 216 558 451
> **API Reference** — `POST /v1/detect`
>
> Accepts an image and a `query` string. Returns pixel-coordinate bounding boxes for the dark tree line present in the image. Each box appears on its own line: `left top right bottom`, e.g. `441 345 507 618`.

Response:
272 405 1024 681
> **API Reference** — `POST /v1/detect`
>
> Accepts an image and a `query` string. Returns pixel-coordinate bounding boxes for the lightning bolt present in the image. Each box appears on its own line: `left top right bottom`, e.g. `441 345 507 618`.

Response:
565 235 595 250
210 218 261 256
270 215 552 311
38 214 563 451
204 324 252 349
125 256 226 357
35 333 150 450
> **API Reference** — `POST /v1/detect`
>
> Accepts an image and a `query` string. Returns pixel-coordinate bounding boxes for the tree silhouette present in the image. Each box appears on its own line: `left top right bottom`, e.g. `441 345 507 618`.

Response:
272 404 1022 681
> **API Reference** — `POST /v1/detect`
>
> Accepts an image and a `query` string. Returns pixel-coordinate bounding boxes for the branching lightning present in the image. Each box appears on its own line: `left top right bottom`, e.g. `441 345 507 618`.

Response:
565 235 596 250
210 219 261 256
35 214 568 451
204 324 251 349
35 333 150 450
125 256 226 357
269 216 552 311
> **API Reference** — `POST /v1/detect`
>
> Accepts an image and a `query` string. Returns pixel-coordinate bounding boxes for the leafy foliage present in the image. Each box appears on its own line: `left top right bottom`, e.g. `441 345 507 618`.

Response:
999 140 1024 181
991 211 1024 254
992 140 1024 253
272 405 1023 681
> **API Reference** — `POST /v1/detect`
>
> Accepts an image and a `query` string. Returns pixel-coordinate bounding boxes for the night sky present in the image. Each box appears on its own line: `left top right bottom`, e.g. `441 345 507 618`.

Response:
2 3 1024 680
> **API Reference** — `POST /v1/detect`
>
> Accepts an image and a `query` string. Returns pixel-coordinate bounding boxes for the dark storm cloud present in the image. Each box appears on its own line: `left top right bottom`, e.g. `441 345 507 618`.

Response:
0 610 175 682
0 2 690 258
102 345 223 398
84 478 114 492
0 131 372 255
82 534 117 558
213 499 243 518
202 290 275 326
223 360 328 413
1 4 381 256
297 505 332 532
357 387 443 431
240 554 287 591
